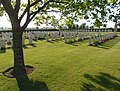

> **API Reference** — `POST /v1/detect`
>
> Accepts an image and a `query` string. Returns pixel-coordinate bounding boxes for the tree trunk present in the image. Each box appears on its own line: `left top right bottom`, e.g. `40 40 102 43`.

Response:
12 29 26 76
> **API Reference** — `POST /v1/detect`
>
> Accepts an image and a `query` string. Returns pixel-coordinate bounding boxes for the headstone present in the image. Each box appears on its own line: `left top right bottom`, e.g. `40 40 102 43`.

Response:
114 22 117 32
55 32 58 40
73 33 77 41
22 34 25 46
9 38 13 48
51 32 55 40
28 35 33 45
6 36 11 44
45 32 50 41
60 32 63 40
69 33 72 40
64 33 68 43
0 38 5 49
26 32 29 38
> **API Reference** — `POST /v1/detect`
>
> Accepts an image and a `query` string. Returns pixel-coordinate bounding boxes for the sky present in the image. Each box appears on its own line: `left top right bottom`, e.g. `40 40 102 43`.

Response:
0 0 115 29
0 15 115 29
0 15 37 28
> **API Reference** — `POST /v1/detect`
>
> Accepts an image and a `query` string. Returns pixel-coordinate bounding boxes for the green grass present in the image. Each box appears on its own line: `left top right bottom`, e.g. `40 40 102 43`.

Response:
1 33 120 91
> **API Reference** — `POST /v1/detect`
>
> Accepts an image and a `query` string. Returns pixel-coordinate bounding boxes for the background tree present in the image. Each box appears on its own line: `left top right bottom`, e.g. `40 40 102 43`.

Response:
79 23 89 29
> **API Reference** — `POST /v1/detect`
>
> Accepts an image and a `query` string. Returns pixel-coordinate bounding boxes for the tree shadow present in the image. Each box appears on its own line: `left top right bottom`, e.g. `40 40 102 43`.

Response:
47 41 54 44
46 39 63 44
38 38 45 40
96 46 110 50
66 42 78 46
65 39 88 46
47 39 64 44
16 74 49 91
24 43 37 48
0 46 14 53
81 72 120 91
52 39 63 43
0 49 6 53
96 36 120 49
0 43 37 52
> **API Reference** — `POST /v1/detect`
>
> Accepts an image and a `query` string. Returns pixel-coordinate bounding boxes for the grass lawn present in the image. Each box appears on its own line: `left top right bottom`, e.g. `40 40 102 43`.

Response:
0 33 120 91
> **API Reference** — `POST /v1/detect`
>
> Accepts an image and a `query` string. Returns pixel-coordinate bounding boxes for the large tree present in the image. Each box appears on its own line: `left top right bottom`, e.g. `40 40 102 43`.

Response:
0 0 74 76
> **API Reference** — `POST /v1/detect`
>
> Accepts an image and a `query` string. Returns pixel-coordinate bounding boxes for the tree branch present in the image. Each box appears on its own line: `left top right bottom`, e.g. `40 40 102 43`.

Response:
19 1 29 21
30 0 66 15
23 0 31 30
26 0 30 21
30 0 42 7
21 0 68 29
19 0 42 23
15 0 21 15
21 0 51 29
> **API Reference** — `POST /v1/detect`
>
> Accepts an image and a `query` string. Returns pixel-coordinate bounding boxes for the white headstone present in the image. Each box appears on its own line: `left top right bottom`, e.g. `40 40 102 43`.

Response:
0 38 5 49
22 34 25 46
29 36 33 44
64 33 68 43
45 33 50 41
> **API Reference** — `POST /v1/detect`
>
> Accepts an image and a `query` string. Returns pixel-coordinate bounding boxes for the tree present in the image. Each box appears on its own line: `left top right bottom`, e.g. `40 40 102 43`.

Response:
0 0 73 76
80 23 88 29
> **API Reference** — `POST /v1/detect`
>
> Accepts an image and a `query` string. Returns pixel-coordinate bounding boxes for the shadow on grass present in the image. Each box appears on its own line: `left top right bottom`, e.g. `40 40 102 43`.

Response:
45 39 65 44
38 38 45 41
0 47 13 53
0 49 6 53
16 74 49 91
0 43 37 52
52 39 63 43
66 39 88 46
47 41 54 44
23 44 37 49
66 42 78 46
96 36 120 49
81 72 120 91
47 39 64 44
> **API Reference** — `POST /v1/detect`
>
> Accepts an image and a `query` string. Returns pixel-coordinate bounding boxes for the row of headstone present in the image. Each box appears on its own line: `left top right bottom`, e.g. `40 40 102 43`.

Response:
25 31 52 44
64 29 113 32
1 32 12 43
0 31 34 49
89 32 116 46
24 31 103 44
0 31 96 49
64 32 86 43
63 32 102 43
34 31 102 43
44 31 60 41
0 30 116 50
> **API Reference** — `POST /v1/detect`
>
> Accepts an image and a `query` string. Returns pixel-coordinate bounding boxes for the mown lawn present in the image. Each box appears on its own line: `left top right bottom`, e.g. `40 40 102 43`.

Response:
0 33 120 91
